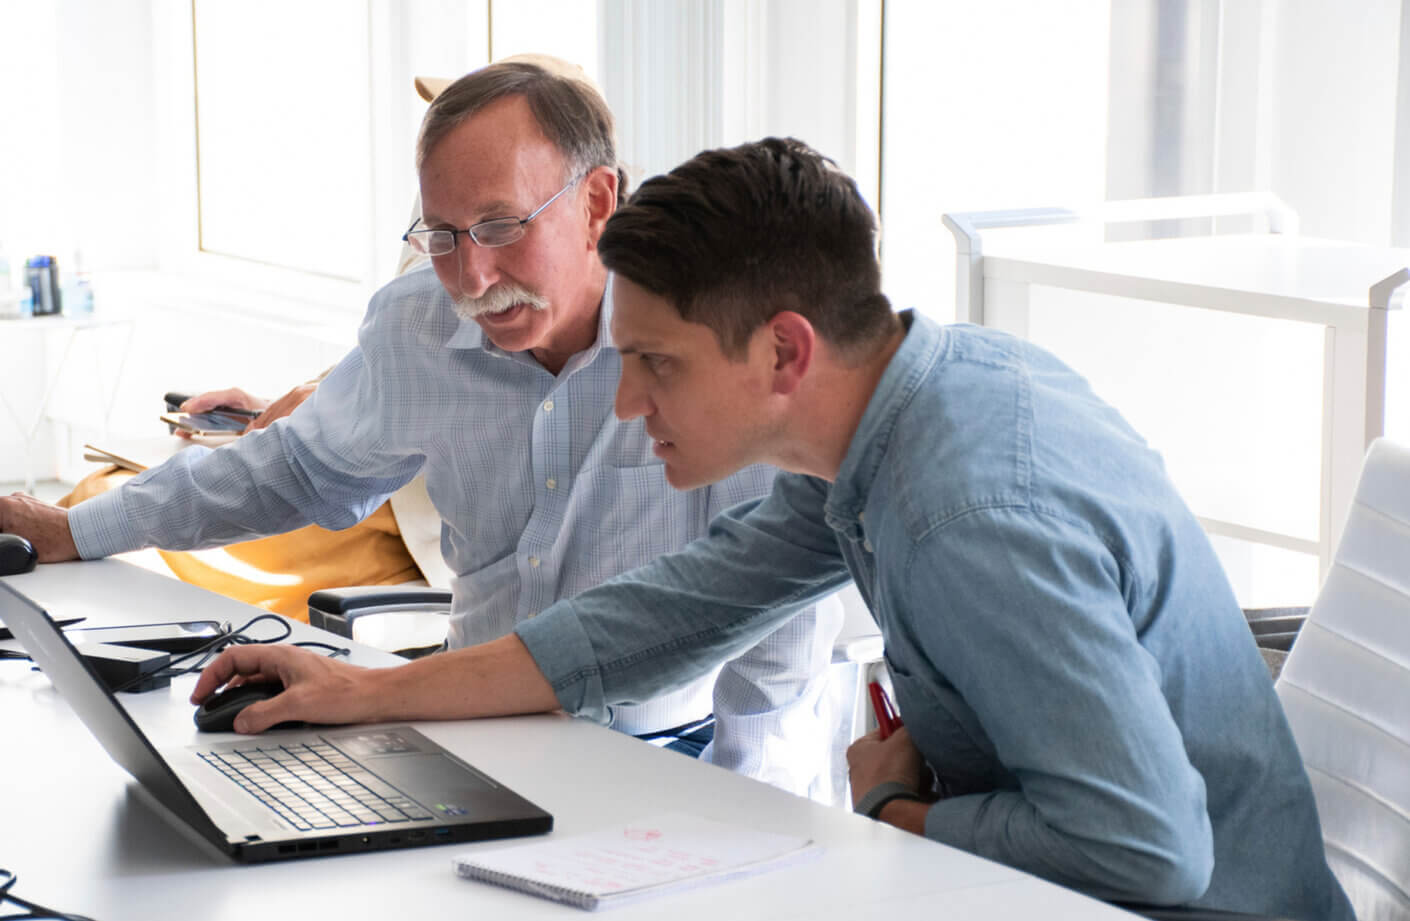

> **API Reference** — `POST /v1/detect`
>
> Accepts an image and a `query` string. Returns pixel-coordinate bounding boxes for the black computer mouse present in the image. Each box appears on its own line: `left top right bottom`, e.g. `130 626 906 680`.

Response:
0 534 38 577
194 682 288 733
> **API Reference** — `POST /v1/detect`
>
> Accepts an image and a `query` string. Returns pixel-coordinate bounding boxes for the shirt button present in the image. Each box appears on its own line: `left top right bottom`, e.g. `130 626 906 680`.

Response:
858 511 865 523
528 556 541 568
542 400 554 413
545 478 557 490
863 538 874 553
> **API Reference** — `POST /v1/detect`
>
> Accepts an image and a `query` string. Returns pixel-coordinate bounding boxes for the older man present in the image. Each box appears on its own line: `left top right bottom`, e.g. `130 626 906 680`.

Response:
0 62 841 796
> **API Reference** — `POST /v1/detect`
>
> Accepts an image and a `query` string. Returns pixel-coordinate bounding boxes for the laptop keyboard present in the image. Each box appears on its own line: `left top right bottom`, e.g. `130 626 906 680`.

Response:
199 741 436 832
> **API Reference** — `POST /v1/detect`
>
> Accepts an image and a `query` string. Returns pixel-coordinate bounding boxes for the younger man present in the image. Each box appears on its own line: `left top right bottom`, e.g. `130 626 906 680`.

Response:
195 138 1350 920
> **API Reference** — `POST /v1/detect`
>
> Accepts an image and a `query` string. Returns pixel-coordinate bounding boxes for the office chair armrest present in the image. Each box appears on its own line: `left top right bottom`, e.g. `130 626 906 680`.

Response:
1243 606 1309 653
832 634 884 665
1244 606 1309 626
307 586 453 639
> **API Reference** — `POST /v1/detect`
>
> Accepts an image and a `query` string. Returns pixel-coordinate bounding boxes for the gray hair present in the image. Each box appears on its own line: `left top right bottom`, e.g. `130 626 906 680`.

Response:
416 60 627 205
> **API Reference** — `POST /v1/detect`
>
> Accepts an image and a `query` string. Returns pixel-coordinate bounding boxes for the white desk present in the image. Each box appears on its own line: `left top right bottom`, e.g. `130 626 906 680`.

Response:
0 560 1131 920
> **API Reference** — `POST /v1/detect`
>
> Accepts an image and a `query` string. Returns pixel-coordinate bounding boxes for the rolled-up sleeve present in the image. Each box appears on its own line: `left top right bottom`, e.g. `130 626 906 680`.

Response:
70 340 423 559
516 474 852 725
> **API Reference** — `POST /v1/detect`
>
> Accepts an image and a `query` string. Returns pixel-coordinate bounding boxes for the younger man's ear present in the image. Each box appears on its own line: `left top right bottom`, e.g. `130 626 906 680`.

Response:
583 166 619 248
767 311 815 396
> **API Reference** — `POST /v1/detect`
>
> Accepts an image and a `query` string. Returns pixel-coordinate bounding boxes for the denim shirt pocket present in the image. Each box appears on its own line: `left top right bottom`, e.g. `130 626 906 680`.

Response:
885 651 1011 796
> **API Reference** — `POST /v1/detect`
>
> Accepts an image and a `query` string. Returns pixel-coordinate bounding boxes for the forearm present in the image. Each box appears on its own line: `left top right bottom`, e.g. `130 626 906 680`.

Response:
520 477 851 722
194 634 560 733
362 635 561 722
878 799 928 835
70 440 316 556
72 392 417 558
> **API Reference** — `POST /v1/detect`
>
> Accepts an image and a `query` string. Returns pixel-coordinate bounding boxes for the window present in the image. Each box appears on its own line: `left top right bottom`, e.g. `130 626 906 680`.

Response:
192 0 371 282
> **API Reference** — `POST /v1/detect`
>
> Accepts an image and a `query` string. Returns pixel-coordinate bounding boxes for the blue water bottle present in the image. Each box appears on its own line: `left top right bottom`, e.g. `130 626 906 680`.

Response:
25 255 61 316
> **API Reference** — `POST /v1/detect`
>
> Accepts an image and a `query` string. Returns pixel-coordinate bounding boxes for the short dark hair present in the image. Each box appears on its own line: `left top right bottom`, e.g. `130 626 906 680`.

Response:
597 137 893 358
418 60 627 206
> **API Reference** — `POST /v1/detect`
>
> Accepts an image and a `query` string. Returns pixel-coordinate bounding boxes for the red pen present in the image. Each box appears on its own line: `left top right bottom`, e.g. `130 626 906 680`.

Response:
868 680 903 739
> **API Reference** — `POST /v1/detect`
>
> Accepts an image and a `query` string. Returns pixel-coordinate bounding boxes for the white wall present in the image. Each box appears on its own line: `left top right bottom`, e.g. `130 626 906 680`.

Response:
599 0 877 193
1268 0 1402 244
0 0 158 273
879 0 1112 320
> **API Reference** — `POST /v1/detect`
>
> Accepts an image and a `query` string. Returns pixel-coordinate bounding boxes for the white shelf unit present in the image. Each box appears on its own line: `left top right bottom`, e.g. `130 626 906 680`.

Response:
943 197 1406 581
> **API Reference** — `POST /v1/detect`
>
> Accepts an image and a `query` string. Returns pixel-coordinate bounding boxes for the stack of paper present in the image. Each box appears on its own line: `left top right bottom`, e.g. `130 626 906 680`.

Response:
452 813 821 911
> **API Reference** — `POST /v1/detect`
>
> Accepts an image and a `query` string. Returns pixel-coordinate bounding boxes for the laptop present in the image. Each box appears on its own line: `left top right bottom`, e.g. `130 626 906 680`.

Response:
0 583 552 863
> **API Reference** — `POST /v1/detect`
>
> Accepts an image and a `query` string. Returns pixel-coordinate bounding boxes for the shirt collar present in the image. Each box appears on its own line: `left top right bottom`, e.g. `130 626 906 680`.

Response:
825 310 944 531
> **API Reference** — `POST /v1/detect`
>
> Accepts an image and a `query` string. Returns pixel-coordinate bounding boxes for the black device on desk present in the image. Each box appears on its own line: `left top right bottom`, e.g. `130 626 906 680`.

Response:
3 620 225 692
67 620 226 655
194 682 295 732
0 582 552 863
0 535 37 577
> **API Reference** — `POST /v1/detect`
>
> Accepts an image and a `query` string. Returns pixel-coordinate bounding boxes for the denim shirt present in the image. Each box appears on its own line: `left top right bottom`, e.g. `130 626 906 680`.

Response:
519 313 1351 919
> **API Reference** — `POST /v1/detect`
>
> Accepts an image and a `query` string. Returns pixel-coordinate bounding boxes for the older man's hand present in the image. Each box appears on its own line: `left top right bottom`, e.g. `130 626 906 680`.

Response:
0 493 79 562
246 382 317 432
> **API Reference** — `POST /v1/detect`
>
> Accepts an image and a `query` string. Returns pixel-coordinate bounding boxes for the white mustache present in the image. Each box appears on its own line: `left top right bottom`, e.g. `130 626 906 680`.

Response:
454 283 548 321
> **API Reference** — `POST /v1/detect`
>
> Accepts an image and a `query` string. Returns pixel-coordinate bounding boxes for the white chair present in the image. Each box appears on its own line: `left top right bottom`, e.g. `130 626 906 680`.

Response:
1274 438 1410 921
1131 439 1409 921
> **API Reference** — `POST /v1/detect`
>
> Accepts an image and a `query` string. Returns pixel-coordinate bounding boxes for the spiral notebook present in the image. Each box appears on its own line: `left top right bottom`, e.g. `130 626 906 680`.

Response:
452 813 820 911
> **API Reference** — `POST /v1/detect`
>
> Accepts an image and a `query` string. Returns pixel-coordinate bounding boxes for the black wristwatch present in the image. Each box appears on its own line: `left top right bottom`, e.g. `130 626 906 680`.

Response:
853 781 925 819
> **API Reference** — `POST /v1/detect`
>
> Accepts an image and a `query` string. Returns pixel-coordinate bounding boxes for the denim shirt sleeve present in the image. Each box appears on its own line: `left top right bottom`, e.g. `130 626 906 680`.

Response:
905 505 1214 904
70 344 423 558
516 473 852 724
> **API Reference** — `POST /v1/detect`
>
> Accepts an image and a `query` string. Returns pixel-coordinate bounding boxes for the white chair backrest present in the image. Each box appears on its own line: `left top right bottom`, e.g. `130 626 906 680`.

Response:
1276 438 1410 921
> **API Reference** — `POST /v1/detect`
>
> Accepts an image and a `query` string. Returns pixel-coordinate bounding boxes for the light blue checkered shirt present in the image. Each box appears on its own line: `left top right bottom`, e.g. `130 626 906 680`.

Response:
69 267 841 795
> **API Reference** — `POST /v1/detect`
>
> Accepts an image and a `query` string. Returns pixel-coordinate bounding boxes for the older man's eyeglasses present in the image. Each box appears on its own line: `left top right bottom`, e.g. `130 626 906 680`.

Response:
403 174 582 256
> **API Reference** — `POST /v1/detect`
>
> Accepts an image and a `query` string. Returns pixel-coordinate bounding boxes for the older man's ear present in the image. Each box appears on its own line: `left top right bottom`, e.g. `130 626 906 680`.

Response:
583 165 620 249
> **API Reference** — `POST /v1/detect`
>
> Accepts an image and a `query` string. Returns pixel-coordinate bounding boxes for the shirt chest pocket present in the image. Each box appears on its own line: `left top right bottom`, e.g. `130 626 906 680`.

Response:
885 653 1016 796
561 463 700 589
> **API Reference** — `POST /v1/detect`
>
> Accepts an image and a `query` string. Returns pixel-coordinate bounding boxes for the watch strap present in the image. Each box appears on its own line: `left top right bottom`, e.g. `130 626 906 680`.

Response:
854 781 924 819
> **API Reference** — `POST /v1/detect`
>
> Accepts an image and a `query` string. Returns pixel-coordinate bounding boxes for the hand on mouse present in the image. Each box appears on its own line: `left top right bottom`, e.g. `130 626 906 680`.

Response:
0 493 79 562
191 644 379 733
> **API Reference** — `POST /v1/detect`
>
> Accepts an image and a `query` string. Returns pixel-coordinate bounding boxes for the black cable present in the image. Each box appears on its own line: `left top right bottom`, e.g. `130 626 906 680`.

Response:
0 869 98 921
1 614 351 692
106 614 350 693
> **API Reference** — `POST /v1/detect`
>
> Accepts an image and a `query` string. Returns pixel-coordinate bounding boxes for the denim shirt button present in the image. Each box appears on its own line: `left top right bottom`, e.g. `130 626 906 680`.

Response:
863 538 874 553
